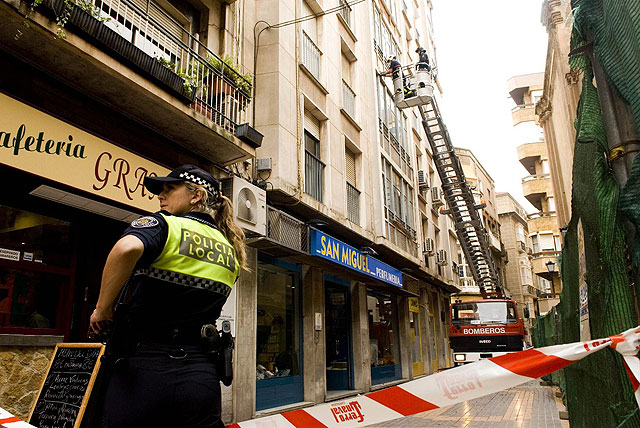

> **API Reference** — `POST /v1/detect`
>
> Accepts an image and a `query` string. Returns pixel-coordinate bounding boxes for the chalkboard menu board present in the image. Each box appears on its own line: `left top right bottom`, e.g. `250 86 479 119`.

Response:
29 343 105 428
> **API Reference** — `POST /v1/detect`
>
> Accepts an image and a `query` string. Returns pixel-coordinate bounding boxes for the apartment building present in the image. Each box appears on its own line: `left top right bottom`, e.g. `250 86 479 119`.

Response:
496 192 537 343
508 72 562 315
451 147 507 299
0 0 463 423
0 0 261 420
240 0 462 421
536 0 581 230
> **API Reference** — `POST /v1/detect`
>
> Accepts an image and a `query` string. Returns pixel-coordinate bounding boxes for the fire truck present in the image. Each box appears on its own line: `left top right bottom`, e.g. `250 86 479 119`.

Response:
449 299 524 364
389 64 525 365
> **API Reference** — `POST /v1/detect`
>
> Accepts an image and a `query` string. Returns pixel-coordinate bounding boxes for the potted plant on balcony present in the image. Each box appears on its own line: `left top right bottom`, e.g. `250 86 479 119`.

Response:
204 54 253 111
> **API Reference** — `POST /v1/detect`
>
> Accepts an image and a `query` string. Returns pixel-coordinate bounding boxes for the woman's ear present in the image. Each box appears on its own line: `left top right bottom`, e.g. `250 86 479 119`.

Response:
191 189 204 205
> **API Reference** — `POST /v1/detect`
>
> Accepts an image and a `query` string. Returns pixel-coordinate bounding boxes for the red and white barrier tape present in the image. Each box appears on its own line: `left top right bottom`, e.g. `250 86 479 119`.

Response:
2 327 638 428
227 326 640 428
0 407 35 428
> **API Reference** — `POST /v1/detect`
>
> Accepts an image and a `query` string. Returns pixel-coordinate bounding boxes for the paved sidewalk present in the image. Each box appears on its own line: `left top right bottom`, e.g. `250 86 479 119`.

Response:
370 381 569 428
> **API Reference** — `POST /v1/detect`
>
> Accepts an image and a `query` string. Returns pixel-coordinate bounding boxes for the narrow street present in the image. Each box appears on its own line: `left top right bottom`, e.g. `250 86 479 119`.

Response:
370 381 569 428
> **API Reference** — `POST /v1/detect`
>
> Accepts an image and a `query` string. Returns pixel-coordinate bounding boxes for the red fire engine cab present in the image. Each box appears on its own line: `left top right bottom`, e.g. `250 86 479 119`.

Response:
449 299 525 365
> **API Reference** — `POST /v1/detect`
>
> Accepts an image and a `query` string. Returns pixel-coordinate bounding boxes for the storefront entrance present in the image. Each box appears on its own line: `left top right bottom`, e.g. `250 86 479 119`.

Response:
409 297 424 376
325 277 353 392
367 289 401 384
255 256 303 410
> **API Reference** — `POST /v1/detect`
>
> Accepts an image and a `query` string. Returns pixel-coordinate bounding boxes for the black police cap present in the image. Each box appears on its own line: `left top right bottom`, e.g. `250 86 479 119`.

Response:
144 165 220 195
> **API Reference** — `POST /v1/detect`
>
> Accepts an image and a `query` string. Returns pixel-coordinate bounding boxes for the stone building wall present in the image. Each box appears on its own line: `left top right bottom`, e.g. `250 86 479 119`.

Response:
0 346 55 420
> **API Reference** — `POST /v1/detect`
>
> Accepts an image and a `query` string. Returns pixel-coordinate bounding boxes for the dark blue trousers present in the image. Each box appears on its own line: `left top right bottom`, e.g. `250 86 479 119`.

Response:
101 343 223 428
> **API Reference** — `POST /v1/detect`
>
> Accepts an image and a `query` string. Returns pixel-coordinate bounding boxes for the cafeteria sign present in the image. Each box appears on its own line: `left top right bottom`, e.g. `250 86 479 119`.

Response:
310 229 403 287
0 93 170 213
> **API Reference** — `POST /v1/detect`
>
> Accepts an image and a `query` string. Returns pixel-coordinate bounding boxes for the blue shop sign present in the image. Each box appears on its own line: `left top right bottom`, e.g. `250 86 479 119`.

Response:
310 229 403 288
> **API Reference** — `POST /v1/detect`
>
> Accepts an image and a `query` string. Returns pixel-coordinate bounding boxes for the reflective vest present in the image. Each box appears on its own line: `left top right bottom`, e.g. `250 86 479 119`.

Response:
137 214 239 297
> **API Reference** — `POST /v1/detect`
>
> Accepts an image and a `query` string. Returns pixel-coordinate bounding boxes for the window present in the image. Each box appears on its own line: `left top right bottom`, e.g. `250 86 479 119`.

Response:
301 2 321 80
516 224 525 243
304 112 324 202
547 196 556 212
345 147 360 224
541 160 550 175
519 256 532 285
0 206 72 334
367 290 401 384
382 158 415 230
539 233 556 251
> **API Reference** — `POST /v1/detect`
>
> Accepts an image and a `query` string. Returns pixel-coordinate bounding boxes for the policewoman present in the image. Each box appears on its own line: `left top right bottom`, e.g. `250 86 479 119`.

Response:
89 165 245 428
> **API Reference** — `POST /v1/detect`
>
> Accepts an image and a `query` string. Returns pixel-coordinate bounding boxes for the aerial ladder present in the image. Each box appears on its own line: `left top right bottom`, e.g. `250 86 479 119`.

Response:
390 65 503 299
390 65 525 363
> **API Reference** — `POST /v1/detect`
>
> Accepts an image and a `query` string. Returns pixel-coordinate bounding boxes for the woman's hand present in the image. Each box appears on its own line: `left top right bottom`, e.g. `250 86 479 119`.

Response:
89 306 114 335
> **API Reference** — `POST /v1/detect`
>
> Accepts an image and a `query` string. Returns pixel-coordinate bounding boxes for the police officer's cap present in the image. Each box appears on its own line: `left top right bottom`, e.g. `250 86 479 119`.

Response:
144 165 220 195
415 47 426 53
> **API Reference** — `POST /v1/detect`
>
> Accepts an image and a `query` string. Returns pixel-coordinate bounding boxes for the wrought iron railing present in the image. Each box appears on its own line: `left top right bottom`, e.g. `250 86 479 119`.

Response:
346 182 360 224
94 0 252 132
522 173 551 183
339 0 353 29
302 31 322 81
342 80 356 119
305 150 325 202
267 206 309 253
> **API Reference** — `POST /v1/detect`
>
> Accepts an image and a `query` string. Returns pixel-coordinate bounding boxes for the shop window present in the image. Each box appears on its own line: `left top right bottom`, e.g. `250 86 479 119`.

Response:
255 259 302 410
0 206 72 334
367 290 401 384
409 302 423 376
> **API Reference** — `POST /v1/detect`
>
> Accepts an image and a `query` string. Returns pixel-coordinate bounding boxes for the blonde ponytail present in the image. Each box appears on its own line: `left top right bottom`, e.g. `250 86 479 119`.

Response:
186 183 247 271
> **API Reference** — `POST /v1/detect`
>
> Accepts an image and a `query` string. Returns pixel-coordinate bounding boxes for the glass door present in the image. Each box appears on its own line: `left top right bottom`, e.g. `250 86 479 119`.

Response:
409 297 424 376
325 282 353 392
256 257 302 410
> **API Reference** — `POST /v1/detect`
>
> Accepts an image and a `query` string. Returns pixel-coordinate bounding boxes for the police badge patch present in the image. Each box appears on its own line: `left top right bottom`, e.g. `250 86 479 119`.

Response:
131 216 160 228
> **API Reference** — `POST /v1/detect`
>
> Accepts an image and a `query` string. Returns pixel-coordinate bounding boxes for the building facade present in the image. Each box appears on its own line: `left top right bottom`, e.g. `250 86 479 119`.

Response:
496 192 537 343
507 72 562 315
536 0 581 230
0 0 467 424
240 0 461 421
0 0 258 419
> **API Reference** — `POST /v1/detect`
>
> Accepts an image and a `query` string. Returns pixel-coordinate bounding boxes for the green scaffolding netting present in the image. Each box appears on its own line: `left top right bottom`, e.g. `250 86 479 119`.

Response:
531 1 640 426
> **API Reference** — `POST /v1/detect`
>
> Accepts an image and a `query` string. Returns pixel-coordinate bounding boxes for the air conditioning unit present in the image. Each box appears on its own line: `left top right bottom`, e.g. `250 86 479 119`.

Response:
423 238 435 255
431 187 443 207
417 170 428 189
436 249 448 266
222 176 267 236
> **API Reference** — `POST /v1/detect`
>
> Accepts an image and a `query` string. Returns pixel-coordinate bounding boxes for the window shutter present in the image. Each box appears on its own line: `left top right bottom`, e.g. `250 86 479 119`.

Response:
304 111 320 139
345 148 356 186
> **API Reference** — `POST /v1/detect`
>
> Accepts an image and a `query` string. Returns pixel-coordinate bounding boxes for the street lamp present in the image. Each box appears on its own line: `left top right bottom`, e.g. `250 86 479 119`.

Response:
545 260 556 295
545 260 555 273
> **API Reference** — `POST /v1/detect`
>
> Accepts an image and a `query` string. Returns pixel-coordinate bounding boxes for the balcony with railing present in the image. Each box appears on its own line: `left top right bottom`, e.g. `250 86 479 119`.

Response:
302 31 322 82
342 80 356 121
379 119 414 182
338 0 353 30
4 0 257 164
305 150 325 202
346 182 360 224
521 174 551 210
511 103 536 126
95 0 252 131
516 141 546 174
528 211 558 233
383 211 418 258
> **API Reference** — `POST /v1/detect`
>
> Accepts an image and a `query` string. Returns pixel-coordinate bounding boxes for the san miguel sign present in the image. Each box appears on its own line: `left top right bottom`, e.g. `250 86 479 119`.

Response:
0 93 169 213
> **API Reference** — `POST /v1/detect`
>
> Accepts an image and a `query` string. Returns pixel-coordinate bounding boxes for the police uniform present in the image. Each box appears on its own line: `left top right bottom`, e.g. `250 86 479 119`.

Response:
102 209 239 428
